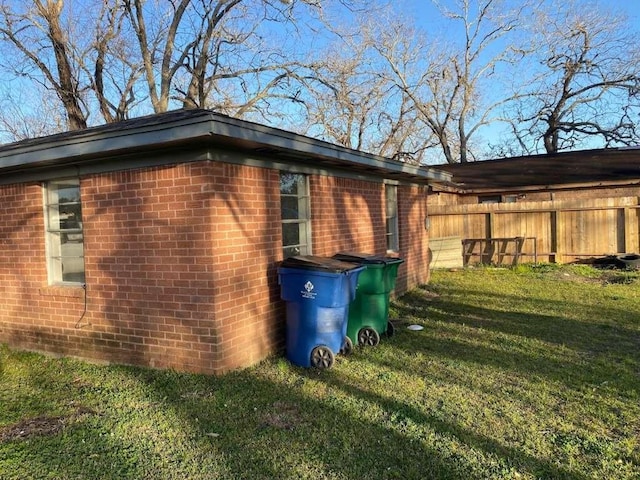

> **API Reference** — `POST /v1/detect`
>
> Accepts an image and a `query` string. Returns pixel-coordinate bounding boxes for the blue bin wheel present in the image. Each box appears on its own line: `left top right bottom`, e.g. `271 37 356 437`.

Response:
310 345 335 369
358 327 380 347
386 321 395 338
340 336 353 356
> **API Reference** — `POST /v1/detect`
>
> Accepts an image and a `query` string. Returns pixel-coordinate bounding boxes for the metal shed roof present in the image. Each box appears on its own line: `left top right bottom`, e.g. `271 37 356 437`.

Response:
434 148 640 193
0 109 451 185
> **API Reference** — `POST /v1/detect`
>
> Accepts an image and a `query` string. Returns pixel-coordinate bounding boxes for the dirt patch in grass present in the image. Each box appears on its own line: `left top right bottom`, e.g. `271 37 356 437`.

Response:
536 265 640 286
0 406 97 443
261 401 304 431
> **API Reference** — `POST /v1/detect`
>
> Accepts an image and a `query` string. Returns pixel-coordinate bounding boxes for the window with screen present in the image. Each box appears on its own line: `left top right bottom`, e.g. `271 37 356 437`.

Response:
385 184 399 252
44 178 85 284
280 172 311 258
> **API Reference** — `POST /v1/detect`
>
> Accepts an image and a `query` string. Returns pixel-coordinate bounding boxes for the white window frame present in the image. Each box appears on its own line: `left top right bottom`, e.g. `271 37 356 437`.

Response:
385 183 399 253
280 172 312 258
44 178 85 285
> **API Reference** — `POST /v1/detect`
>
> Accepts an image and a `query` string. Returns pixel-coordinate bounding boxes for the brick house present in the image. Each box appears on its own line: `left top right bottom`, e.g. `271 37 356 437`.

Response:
0 109 450 374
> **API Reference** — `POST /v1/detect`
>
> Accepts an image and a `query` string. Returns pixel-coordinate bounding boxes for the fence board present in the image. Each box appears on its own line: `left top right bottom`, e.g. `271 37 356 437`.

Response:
428 196 640 264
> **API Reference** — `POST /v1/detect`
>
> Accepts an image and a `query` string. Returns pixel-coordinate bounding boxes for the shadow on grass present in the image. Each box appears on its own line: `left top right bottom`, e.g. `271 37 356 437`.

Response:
396 284 640 359
3 275 639 479
391 286 640 401
0 363 516 479
1 347 595 480
316 370 591 480
396 287 640 352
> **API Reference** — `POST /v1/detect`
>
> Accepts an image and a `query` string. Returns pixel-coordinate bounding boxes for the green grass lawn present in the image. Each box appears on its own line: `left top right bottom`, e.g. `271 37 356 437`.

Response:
1 264 639 479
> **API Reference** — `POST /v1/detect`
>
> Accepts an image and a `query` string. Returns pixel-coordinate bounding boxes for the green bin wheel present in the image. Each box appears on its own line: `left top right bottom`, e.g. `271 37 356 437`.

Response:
340 336 353 355
310 346 335 369
386 321 395 337
358 327 380 347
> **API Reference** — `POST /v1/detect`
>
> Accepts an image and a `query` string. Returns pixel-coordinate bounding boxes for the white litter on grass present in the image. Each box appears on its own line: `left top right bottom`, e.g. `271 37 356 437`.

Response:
407 324 424 331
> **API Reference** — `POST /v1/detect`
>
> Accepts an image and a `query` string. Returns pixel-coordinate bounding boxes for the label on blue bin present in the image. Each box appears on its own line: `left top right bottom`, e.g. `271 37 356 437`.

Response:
301 280 317 299
318 308 344 332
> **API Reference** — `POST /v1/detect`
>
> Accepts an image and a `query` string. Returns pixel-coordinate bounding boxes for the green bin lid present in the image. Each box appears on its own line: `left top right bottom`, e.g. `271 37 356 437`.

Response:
333 252 403 265
280 255 362 273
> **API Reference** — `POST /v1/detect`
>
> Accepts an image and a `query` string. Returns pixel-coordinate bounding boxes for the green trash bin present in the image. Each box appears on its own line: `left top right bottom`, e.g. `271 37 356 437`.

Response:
333 252 404 347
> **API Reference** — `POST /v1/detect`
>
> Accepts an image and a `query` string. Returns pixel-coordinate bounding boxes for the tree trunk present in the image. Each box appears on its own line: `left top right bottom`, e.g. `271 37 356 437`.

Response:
37 0 86 130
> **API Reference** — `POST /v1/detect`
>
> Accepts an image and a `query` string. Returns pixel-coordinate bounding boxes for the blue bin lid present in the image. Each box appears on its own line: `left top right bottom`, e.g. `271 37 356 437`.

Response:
280 255 362 273
333 252 404 265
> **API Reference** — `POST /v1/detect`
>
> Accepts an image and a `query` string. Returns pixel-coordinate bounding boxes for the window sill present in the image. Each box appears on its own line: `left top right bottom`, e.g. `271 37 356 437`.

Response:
39 285 86 298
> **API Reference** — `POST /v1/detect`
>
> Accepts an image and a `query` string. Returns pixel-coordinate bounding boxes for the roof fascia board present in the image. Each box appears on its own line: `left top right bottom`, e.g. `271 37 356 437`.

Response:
0 144 424 187
435 179 640 195
0 148 210 186
0 114 214 170
0 110 452 185
205 113 451 183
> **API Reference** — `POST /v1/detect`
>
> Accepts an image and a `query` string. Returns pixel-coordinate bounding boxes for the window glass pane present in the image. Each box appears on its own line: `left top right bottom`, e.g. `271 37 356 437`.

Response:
50 257 63 282
59 203 82 230
386 218 398 251
280 173 303 195
48 231 62 257
283 245 301 258
47 206 62 230
61 257 85 283
385 185 399 252
61 237 84 256
280 172 310 259
479 195 501 204
46 178 84 284
48 180 81 203
56 185 81 203
281 196 300 220
386 186 397 218
282 222 301 247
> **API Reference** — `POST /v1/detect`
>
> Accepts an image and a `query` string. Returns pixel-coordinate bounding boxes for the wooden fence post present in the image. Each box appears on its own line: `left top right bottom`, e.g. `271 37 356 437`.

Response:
625 205 640 253
552 209 563 263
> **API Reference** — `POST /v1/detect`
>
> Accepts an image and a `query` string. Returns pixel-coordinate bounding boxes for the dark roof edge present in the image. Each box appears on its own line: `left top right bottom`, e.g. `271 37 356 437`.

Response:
432 178 640 195
434 145 640 170
0 109 452 184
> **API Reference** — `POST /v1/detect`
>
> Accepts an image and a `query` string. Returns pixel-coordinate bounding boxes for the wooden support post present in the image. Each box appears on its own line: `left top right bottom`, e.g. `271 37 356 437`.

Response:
625 206 639 253
552 210 563 264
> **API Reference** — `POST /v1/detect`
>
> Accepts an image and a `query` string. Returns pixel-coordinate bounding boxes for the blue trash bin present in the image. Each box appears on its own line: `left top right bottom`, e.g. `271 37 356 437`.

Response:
278 256 364 368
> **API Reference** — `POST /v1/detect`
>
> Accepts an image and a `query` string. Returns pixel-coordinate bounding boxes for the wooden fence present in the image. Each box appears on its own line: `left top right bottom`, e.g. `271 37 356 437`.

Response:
428 197 640 265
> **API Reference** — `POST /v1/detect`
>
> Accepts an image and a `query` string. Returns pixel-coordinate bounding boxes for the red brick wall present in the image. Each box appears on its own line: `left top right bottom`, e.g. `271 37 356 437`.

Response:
310 176 386 256
397 184 430 291
1 162 430 374
0 183 51 350
81 161 284 374
207 163 283 372
310 176 430 292
81 163 221 373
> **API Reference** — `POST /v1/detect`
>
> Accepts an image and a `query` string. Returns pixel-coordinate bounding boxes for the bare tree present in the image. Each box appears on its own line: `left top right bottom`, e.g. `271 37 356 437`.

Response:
372 0 529 164
0 0 89 130
91 0 143 123
0 0 347 138
292 11 435 164
122 0 330 116
506 2 640 153
0 84 67 141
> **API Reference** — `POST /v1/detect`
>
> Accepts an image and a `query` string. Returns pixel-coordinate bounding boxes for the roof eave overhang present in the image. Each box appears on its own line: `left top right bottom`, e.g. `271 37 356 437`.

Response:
431 178 640 195
0 110 452 185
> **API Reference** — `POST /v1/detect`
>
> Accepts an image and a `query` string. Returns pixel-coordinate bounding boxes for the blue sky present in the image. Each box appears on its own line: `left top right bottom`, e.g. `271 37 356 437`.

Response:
0 0 638 156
